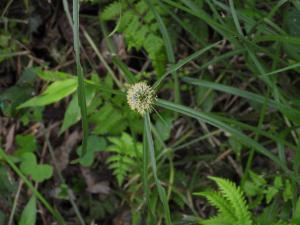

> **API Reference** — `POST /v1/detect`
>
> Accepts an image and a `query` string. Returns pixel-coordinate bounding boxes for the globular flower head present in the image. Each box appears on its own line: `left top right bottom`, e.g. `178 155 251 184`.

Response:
127 82 156 115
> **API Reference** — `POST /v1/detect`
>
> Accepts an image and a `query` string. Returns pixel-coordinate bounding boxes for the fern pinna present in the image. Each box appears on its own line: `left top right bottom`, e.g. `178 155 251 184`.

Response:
106 132 142 186
101 0 167 75
195 176 253 225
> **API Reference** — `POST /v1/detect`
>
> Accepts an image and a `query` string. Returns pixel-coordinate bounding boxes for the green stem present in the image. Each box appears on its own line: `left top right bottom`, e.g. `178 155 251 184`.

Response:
8 180 23 225
46 136 86 225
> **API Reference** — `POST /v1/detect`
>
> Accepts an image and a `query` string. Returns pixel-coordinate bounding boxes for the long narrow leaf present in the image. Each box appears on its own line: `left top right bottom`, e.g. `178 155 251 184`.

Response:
72 0 89 156
154 41 220 89
145 0 180 103
144 113 172 225
156 99 293 176
182 77 300 124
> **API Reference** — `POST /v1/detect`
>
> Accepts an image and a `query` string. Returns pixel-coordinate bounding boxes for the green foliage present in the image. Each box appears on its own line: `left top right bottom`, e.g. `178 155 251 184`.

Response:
88 196 116 221
15 134 37 156
106 132 142 186
0 31 17 62
20 153 53 182
76 135 107 166
243 171 294 208
0 69 37 117
19 195 36 225
0 165 15 223
101 0 167 75
18 78 77 108
60 86 96 134
195 176 252 225
90 103 126 134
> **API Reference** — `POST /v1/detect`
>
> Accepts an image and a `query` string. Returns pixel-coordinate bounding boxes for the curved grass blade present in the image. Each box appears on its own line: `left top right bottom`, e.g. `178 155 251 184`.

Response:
145 0 180 103
99 20 136 84
144 113 172 225
229 0 244 36
183 77 300 124
153 41 220 89
156 99 293 176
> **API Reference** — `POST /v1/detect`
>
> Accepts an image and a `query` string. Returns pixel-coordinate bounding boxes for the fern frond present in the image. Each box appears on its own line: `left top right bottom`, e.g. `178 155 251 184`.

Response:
273 222 296 225
101 1 126 21
196 191 236 223
209 176 252 225
100 0 167 76
200 216 231 225
106 133 142 186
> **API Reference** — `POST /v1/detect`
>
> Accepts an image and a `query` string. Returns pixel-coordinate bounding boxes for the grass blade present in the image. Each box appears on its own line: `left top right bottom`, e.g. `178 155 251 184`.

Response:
154 41 220 89
182 77 300 124
72 0 88 157
144 113 172 225
145 0 180 103
229 0 244 36
99 20 136 84
156 99 293 176
142 126 149 210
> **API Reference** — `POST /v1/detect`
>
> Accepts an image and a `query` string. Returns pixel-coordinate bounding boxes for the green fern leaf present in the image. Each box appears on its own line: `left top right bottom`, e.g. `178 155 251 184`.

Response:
201 216 231 225
209 176 252 225
105 133 142 186
101 0 167 76
101 1 126 21
196 191 236 224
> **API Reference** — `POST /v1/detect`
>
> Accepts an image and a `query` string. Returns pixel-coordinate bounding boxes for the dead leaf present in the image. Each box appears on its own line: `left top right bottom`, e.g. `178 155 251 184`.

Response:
80 167 110 195
5 124 15 153
53 131 80 172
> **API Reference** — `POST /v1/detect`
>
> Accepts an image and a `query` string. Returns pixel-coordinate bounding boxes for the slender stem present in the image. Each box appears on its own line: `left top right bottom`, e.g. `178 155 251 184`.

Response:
82 27 122 88
45 136 86 225
8 180 23 225
145 0 180 104
1 0 13 18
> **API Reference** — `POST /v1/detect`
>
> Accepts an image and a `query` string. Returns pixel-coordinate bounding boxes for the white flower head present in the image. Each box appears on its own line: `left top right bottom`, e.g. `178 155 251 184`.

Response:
127 82 156 115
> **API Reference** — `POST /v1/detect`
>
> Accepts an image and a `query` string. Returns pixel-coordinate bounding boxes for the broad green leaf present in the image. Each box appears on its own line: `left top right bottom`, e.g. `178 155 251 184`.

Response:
19 195 37 225
20 153 53 182
265 186 278 204
249 171 266 187
90 104 125 135
77 135 107 166
15 134 37 155
283 180 293 202
155 116 173 141
0 69 36 116
18 78 77 108
274 176 283 189
60 85 96 134
285 8 300 37
34 68 73 81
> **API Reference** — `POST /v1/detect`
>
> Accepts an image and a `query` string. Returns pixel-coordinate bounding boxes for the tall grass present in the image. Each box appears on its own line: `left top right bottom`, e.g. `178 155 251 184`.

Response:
72 0 89 157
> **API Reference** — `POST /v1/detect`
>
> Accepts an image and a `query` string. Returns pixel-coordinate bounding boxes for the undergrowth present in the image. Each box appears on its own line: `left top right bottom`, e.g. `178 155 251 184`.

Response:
0 0 300 225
